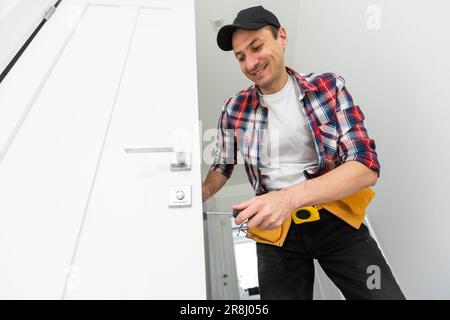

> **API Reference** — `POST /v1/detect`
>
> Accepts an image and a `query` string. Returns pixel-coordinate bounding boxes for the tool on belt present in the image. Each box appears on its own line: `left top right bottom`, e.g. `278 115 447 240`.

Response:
232 187 375 247
232 169 374 246
290 206 320 224
233 205 320 225
232 171 321 225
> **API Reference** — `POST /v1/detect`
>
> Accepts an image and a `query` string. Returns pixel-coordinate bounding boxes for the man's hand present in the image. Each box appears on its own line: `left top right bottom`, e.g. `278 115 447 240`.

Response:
232 189 296 230
232 161 377 227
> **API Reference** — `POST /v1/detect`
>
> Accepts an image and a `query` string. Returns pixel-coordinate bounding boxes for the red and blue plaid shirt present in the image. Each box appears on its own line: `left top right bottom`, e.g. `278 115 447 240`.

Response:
210 67 380 195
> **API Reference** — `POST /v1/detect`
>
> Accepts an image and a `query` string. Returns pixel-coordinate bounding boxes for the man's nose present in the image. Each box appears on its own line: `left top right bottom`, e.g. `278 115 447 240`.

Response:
246 54 259 72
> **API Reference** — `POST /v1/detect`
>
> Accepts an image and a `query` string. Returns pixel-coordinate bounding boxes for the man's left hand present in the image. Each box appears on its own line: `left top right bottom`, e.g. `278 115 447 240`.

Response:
232 189 296 230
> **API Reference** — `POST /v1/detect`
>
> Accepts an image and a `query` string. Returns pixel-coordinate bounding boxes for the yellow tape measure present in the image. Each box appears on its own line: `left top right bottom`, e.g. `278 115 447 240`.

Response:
291 206 320 224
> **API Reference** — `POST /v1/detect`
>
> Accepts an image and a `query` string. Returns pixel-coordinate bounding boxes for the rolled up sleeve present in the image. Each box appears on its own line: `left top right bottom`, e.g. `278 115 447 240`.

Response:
209 103 236 179
335 76 381 175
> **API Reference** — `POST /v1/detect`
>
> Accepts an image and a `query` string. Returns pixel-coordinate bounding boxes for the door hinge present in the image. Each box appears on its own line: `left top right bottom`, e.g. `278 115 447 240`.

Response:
44 5 57 21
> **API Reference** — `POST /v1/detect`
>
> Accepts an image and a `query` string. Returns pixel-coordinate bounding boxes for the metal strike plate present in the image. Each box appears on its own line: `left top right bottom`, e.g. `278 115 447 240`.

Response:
168 185 192 207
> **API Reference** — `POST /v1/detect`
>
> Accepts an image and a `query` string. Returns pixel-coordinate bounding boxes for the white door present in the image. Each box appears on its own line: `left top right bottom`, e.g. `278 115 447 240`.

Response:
0 0 205 299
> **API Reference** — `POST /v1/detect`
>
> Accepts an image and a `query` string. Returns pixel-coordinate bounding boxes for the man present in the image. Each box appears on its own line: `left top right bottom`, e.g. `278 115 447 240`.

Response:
202 5 405 300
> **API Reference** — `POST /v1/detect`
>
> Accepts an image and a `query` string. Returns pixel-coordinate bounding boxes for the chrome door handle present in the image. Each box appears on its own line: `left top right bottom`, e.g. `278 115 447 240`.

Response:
124 146 191 171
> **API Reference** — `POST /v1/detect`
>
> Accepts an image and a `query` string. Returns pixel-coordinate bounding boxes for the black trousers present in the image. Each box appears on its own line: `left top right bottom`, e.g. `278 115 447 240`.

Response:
256 208 406 300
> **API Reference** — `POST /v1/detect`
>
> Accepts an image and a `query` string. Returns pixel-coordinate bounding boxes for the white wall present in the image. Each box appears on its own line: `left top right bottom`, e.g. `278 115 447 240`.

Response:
293 0 450 299
0 0 55 74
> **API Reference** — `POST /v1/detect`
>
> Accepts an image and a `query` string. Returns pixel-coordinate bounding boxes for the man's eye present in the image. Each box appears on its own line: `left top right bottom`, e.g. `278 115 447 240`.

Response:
238 56 245 62
253 45 262 51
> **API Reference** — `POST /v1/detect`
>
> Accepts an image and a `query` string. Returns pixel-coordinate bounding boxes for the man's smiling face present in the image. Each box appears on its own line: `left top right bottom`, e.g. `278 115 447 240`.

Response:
232 26 288 94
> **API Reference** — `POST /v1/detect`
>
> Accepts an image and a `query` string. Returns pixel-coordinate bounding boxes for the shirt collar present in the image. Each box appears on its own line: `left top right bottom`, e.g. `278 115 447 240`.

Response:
250 66 318 109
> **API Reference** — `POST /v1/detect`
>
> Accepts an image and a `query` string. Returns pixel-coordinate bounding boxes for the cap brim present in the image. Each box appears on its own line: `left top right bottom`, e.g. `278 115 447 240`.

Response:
217 22 266 51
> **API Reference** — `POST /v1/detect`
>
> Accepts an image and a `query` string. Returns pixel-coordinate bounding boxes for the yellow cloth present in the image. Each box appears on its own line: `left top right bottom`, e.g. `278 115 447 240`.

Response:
246 187 375 247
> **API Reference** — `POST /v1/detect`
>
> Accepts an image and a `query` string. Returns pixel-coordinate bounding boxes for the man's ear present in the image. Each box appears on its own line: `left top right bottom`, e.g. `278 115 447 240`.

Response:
278 27 288 48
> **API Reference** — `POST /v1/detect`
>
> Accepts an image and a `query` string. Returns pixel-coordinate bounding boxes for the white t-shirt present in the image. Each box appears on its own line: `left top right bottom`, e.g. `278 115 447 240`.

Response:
259 74 318 190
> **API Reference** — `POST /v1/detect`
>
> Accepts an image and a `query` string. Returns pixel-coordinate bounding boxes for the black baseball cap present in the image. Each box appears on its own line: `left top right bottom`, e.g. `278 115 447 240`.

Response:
217 6 281 51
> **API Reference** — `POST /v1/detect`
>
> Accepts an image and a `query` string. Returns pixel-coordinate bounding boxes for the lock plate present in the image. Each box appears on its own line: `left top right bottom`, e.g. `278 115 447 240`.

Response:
168 185 192 207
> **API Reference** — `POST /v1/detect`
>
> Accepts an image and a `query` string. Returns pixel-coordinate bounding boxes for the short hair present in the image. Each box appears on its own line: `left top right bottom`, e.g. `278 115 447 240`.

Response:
267 25 279 39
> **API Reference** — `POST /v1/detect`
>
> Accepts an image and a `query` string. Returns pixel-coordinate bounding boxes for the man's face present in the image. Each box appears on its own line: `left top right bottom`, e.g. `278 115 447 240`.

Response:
232 26 288 94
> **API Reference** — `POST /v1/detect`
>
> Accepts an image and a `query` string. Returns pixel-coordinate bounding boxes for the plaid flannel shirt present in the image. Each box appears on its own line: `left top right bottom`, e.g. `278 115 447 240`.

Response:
210 67 380 195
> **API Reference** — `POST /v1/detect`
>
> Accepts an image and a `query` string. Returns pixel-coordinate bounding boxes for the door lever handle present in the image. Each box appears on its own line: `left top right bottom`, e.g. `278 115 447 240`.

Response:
124 146 191 171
